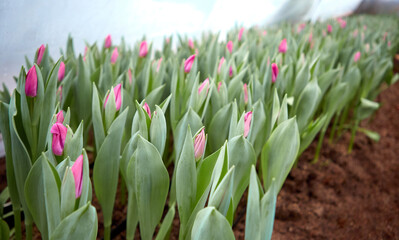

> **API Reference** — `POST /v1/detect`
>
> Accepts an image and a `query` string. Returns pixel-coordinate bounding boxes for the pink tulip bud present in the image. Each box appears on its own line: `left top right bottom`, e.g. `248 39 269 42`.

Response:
363 25 367 31
166 37 170 44
50 123 67 156
340 20 346 28
194 128 206 161
353 30 358 38
309 32 313 43
111 47 119 64
143 102 151 119
388 41 391 47
244 111 252 138
262 30 267 36
139 41 148 57
84 46 88 62
217 82 222 92
271 63 278 83
105 34 112 48
104 84 122 111
71 155 83 198
198 78 209 95
58 62 65 81
218 57 225 73
278 38 287 53
229 66 233 77
297 23 306 33
56 111 64 123
243 83 248 104
188 39 194 49
327 25 332 33
157 58 162 72
238 27 244 41
57 86 62 101
128 69 132 84
25 66 38 97
226 41 233 54
354 51 361 62
184 54 195 73
37 44 45 65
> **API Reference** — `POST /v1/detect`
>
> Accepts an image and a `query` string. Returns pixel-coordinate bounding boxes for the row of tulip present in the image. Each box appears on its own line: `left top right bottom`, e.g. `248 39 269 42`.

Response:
0 15 398 240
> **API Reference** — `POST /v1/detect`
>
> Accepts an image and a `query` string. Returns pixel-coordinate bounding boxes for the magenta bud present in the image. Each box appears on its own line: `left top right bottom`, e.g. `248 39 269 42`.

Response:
128 69 132 84
111 47 119 64
143 102 151 119
56 111 64 123
58 61 65 81
25 66 38 97
84 46 88 62
278 38 287 53
243 83 248 104
263 30 267 36
217 82 222 92
105 34 112 48
188 39 194 49
71 155 83 198
229 66 233 77
104 84 122 111
226 41 233 54
184 54 196 73
157 58 162 72
238 27 244 41
327 25 332 33
37 44 45 65
354 51 361 62
57 86 63 102
198 78 210 95
218 57 225 73
194 128 206 161
271 63 279 83
244 111 252 138
50 123 67 156
139 41 148 57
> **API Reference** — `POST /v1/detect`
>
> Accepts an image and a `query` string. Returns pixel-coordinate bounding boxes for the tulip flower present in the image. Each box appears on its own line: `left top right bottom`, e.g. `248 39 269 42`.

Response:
71 155 83 198
194 128 205 161
229 66 233 77
243 83 248 104
143 102 151 119
297 23 306 33
354 51 361 62
217 82 222 92
340 20 346 28
238 27 244 41
271 63 278 83
218 57 225 73
104 84 122 111
128 69 132 84
56 111 64 123
139 41 148 57
50 123 67 156
262 30 267 36
157 58 162 72
198 78 209 95
105 34 112 48
278 38 287 53
388 41 391 47
58 61 65 81
226 41 233 54
37 44 45 65
327 25 332 33
25 66 38 97
184 54 195 73
244 111 252 138
111 47 119 63
188 39 194 49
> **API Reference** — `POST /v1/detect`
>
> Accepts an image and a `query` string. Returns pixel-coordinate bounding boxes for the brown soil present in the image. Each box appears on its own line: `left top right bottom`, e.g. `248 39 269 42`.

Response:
2 73 399 240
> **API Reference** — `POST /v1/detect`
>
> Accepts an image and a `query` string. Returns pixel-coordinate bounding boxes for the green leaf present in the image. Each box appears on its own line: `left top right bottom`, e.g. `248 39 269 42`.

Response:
208 166 235 216
135 136 169 240
64 122 83 162
24 154 61 240
261 117 300 192
208 103 232 152
155 203 176 240
60 167 75 219
0 219 10 240
355 98 379 121
259 180 277 240
93 108 128 227
358 127 380 142
247 100 266 156
91 84 105 151
50 203 98 240
174 108 203 158
191 207 235 240
176 127 197 228
150 106 167 156
245 166 260 240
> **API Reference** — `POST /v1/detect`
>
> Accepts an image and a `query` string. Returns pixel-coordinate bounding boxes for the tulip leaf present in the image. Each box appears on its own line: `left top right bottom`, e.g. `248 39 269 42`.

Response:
355 98 379 121
64 122 83 162
259 180 277 240
208 166 235 216
247 100 266 156
126 151 139 240
60 167 75 219
50 202 98 240
150 105 167 156
174 108 202 158
191 207 235 240
0 219 9 240
245 166 260 240
134 135 169 240
208 103 232 152
91 84 105 151
24 154 61 240
155 203 176 240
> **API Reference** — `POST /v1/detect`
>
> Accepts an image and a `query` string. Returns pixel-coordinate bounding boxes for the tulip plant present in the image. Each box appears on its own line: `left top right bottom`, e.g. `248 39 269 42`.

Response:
0 15 398 240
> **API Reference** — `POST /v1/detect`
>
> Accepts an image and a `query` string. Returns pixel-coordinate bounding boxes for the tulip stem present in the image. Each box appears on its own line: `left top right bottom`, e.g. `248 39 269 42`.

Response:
25 221 33 240
329 114 340 143
104 224 111 240
312 125 327 163
120 179 126 205
348 120 359 153
14 207 22 240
